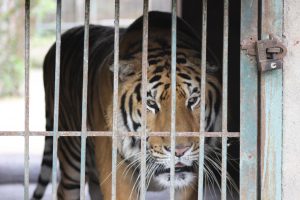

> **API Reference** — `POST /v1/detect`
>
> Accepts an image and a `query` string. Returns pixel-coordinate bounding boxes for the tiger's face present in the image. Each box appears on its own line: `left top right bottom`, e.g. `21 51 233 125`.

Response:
108 45 221 190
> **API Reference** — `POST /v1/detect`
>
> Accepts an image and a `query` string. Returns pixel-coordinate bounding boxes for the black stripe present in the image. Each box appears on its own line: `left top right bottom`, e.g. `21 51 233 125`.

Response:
164 83 170 90
60 138 81 161
178 73 191 80
61 181 80 190
37 176 50 187
59 141 81 172
177 57 187 64
152 82 163 89
41 158 52 167
137 109 141 117
153 66 164 73
149 59 160 65
61 169 80 184
134 83 141 102
120 92 130 131
149 75 161 83
206 91 213 130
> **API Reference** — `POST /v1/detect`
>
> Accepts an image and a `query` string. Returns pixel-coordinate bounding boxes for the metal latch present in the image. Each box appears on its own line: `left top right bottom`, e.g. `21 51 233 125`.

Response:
241 35 287 72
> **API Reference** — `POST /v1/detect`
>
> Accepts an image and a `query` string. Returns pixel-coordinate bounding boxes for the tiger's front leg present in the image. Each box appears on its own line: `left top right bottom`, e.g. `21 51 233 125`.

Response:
94 137 138 200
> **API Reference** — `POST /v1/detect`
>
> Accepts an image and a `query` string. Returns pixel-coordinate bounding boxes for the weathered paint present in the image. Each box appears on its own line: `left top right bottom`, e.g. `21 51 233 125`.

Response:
240 0 258 199
282 0 300 198
260 0 283 199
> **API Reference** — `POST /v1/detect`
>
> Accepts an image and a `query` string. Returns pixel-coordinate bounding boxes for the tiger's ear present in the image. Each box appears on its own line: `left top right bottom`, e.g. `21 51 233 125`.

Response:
188 56 219 73
109 60 140 82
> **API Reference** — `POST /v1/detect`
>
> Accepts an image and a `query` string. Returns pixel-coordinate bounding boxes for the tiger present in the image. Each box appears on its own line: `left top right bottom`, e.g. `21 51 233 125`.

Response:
32 11 224 200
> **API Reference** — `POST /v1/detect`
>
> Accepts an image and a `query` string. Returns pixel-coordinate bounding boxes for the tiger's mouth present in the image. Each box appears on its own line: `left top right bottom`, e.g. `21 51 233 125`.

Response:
155 165 194 175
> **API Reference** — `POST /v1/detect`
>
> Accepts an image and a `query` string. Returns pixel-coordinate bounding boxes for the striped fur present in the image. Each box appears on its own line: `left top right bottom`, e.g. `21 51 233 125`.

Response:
32 12 223 200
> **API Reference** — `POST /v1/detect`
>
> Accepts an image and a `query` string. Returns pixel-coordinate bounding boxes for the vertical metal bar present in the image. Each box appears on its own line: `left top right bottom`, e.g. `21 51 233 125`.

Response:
80 0 90 199
52 0 62 199
240 0 258 199
140 0 149 199
24 1 30 199
112 0 120 199
198 0 207 199
170 1 177 200
222 0 229 199
260 0 283 199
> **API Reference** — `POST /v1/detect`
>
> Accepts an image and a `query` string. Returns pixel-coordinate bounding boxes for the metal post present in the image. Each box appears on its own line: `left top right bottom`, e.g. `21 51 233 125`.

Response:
24 0 30 199
140 0 149 199
198 0 207 199
52 0 62 199
112 0 120 199
222 0 229 199
170 0 177 199
80 0 90 199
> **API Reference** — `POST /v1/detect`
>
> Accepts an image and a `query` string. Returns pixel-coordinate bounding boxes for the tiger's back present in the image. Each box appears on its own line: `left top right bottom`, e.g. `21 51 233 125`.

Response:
33 25 118 200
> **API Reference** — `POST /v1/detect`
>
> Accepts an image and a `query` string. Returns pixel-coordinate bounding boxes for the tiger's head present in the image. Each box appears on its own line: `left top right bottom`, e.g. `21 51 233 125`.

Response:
101 11 222 192
106 35 221 190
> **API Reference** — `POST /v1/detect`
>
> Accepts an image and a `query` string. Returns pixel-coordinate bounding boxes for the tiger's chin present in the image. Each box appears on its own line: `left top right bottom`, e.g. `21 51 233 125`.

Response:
151 166 197 190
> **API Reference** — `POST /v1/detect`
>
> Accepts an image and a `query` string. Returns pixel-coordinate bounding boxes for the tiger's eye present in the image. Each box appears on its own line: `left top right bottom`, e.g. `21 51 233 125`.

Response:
188 97 198 104
147 99 156 107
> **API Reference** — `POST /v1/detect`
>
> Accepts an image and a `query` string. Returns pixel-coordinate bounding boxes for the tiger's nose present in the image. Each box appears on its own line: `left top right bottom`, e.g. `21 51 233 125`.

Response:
175 146 191 157
164 145 191 157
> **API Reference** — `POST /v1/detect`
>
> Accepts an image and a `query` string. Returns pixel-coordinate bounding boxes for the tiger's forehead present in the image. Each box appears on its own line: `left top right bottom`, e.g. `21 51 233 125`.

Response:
121 50 202 100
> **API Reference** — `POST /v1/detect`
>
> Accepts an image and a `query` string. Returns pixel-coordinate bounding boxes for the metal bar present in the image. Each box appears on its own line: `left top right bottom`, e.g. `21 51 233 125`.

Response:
112 0 120 199
198 0 207 199
80 0 90 199
0 131 240 137
222 0 229 199
240 0 258 199
140 0 149 199
170 0 177 199
24 1 30 199
52 0 62 199
260 0 283 199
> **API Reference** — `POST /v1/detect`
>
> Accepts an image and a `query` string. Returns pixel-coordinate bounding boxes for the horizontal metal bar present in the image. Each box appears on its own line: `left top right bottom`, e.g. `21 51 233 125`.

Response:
0 131 240 137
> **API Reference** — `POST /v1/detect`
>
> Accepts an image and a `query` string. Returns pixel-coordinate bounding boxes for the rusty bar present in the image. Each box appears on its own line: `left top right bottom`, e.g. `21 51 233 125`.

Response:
140 0 149 199
221 0 229 199
198 0 207 199
112 0 120 199
24 0 30 199
0 131 240 137
170 0 177 199
80 0 90 199
240 0 258 199
52 0 62 199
